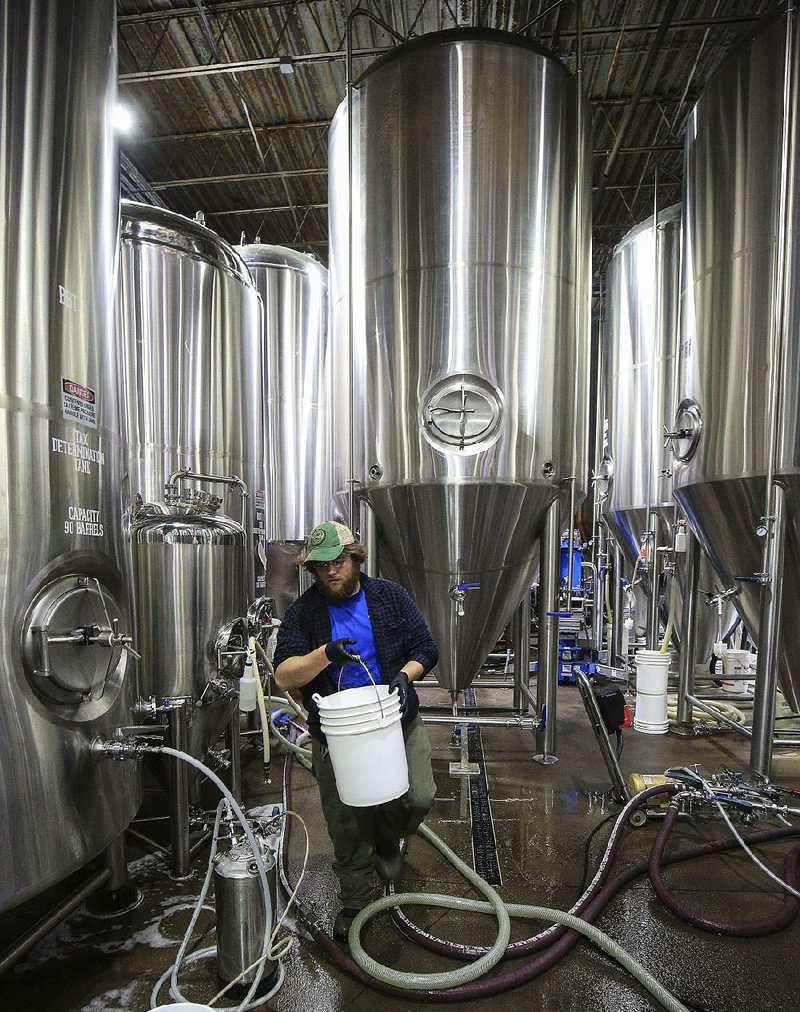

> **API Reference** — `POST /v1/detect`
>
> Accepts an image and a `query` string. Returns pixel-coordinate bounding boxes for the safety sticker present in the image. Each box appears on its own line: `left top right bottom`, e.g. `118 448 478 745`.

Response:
61 377 97 429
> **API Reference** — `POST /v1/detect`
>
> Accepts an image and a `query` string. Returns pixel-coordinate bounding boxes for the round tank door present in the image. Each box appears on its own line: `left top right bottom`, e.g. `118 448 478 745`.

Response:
21 575 130 716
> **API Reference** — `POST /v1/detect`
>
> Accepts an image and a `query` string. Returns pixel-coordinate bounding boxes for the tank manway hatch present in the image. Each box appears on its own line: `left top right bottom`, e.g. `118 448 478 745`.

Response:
22 575 132 713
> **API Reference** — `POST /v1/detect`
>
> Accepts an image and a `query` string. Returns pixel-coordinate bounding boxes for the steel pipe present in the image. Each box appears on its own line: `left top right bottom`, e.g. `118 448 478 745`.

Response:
420 714 537 729
752 482 787 776
675 528 701 734
0 868 111 975
167 702 191 878
512 591 532 712
535 498 561 763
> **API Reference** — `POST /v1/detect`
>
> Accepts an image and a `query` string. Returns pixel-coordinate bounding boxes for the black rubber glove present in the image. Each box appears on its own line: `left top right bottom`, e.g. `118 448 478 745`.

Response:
325 637 360 665
388 671 410 716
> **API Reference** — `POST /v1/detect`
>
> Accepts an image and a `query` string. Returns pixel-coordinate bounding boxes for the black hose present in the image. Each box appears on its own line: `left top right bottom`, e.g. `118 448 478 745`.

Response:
648 803 800 936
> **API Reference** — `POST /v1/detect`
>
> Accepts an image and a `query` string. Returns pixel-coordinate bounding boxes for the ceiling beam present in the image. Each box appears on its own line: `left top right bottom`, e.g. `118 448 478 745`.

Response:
123 119 329 145
150 167 327 189
119 15 759 85
204 202 328 217
146 142 681 189
118 0 327 26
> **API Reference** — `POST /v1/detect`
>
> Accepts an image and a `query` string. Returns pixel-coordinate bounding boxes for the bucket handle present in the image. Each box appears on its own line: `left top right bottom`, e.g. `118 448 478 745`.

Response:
314 659 387 721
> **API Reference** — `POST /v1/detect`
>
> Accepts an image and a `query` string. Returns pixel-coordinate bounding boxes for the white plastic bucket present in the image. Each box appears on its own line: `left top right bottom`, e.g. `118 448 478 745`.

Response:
721 649 751 692
634 649 671 734
323 708 409 806
319 699 401 727
151 1004 216 1012
313 683 396 716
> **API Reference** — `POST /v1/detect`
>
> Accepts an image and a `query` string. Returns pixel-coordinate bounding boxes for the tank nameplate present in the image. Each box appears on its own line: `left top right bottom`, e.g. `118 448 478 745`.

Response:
422 375 503 454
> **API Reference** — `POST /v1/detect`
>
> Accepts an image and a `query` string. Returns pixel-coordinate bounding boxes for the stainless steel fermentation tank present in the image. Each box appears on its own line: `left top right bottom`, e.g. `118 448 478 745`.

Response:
603 206 729 660
237 245 330 617
329 29 591 691
0 1 140 912
117 204 262 744
674 12 800 709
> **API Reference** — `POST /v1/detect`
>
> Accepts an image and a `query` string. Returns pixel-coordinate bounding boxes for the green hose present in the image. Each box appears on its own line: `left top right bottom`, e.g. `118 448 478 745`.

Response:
348 823 688 1011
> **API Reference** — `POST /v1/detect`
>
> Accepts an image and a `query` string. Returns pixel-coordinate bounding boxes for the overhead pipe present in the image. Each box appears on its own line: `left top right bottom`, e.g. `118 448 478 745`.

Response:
564 0 586 608
595 0 680 202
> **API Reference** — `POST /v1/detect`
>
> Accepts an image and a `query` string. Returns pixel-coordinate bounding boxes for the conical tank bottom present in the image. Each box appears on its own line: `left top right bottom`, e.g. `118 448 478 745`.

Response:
366 482 557 692
676 475 800 710
603 504 734 660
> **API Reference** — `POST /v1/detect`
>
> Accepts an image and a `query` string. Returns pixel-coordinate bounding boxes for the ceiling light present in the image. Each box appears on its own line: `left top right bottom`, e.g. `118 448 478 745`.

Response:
278 56 295 75
113 102 135 133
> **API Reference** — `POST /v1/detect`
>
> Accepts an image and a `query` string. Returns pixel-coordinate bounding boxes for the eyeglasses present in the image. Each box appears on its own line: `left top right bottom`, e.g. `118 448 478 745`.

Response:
310 555 351 572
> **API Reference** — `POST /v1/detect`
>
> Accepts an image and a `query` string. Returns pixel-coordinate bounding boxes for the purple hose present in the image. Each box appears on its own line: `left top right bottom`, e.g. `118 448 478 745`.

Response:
648 802 800 936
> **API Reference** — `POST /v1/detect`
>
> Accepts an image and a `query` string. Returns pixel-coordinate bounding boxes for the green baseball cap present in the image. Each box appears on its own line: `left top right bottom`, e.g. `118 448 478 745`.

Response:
304 520 356 563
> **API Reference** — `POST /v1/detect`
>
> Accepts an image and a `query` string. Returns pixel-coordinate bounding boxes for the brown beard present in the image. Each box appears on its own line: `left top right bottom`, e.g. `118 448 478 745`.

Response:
315 569 361 601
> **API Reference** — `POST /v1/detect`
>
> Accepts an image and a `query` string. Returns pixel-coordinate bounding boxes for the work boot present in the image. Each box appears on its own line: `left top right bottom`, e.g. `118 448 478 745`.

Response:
375 841 404 883
333 906 361 944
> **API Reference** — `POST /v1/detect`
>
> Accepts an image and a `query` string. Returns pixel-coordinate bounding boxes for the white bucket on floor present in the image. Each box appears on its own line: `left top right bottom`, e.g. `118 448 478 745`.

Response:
322 707 409 806
634 649 671 734
721 649 751 692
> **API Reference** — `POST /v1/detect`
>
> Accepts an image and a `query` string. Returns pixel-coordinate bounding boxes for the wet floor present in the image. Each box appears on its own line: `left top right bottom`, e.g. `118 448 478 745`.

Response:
2 678 799 1011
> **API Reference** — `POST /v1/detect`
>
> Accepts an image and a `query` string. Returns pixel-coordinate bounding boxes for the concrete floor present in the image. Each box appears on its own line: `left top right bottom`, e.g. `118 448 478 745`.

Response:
2 677 799 1011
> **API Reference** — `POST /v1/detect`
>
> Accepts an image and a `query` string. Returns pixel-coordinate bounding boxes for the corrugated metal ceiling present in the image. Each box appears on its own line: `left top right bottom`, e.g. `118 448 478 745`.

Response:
117 0 779 281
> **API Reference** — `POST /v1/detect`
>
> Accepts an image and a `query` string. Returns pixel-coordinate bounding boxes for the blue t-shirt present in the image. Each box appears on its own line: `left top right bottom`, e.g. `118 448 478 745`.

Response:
327 588 382 690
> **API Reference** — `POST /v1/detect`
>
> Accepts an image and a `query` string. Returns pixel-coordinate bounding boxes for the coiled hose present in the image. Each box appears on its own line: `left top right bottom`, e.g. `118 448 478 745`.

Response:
278 741 800 1004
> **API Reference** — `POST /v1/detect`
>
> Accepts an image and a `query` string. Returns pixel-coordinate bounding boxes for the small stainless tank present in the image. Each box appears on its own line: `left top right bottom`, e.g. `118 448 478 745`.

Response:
131 494 247 757
214 840 278 991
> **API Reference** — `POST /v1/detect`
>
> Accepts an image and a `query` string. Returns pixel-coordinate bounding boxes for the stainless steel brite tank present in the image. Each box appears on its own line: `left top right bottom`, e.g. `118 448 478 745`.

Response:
117 204 262 736
329 29 591 691
0 1 140 911
131 499 247 757
603 206 728 660
674 12 800 706
237 245 330 617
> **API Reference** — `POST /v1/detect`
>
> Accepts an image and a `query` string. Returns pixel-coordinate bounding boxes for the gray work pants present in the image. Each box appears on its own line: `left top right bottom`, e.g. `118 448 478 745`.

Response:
311 716 436 909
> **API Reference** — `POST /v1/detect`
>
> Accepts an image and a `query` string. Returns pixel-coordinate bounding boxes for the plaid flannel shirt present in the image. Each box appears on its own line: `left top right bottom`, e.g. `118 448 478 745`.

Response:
273 574 438 742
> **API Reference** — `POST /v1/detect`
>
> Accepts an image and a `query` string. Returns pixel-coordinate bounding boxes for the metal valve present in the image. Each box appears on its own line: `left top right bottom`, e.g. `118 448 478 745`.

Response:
449 581 480 618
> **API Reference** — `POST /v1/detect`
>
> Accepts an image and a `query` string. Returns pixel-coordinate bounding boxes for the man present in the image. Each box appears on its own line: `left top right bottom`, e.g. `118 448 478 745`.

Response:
273 519 438 943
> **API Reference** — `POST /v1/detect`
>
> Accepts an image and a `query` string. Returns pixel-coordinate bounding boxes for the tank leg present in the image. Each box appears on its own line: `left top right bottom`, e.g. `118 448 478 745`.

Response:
674 529 700 737
86 833 142 915
535 498 560 764
512 591 531 712
168 701 191 879
751 482 786 778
